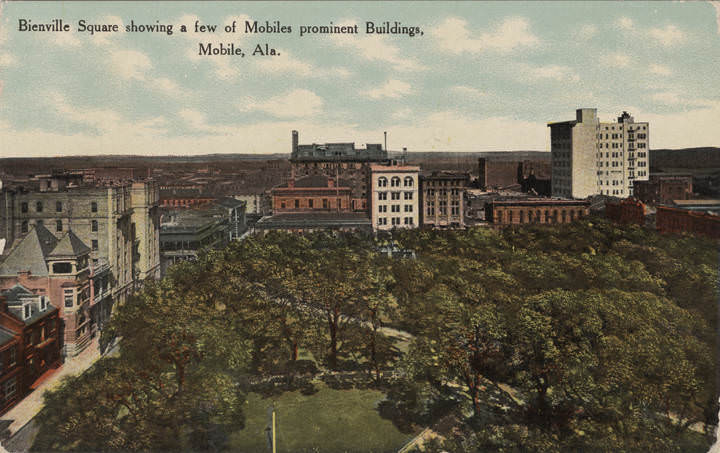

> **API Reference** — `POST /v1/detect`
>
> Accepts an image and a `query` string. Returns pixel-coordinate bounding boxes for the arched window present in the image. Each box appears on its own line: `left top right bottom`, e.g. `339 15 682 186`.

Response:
378 177 388 187
391 177 401 187
404 176 414 187
544 210 549 223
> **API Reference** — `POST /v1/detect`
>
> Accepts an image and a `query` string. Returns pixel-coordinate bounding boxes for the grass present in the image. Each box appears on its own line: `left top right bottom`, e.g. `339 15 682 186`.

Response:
228 383 418 453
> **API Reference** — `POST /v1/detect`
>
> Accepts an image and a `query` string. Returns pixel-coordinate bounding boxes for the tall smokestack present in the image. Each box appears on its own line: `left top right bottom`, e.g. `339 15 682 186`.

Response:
384 131 387 152
292 130 299 155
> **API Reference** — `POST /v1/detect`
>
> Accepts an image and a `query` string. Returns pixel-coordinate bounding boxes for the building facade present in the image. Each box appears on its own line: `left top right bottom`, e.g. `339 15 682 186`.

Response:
369 164 420 231
656 205 720 240
420 172 469 228
549 109 649 199
605 198 646 225
0 226 92 357
289 130 390 211
633 173 693 205
272 175 353 215
0 177 161 305
485 199 591 226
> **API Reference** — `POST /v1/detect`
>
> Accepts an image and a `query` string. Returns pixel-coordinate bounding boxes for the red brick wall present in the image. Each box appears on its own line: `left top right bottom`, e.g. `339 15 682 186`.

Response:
657 206 720 239
606 199 646 225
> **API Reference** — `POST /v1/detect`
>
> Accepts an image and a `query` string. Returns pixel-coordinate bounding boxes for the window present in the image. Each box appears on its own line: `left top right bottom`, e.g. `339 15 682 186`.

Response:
391 205 400 213
378 177 388 188
404 192 413 200
92 240 98 250
91 220 98 232
391 217 401 225
294 199 299 209
322 199 328 209
4 377 17 400
53 262 72 274
378 192 387 201
9 347 16 367
404 177 414 187
36 201 43 213
391 192 400 200
391 177 401 187
379 205 387 213
56 201 62 212
21 202 28 213
378 217 387 226
23 305 31 320
64 289 74 308
91 202 98 213
308 199 314 208
21 221 28 233
404 217 414 225
281 201 286 209
404 205 413 212
40 297 47 311
56 220 63 232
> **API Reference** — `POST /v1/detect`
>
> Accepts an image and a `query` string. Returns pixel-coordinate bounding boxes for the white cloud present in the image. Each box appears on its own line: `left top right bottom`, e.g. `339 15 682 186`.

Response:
0 53 16 67
331 20 425 71
650 91 711 107
712 1 720 35
365 79 412 99
600 52 631 68
616 16 634 30
109 50 152 81
254 50 350 79
450 85 486 98
649 63 672 76
576 24 598 40
238 89 324 119
518 64 579 83
648 24 686 46
432 16 539 54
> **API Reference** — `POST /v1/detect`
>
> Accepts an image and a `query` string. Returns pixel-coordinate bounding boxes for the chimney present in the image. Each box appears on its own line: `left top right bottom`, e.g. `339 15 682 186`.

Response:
384 131 387 152
292 130 299 155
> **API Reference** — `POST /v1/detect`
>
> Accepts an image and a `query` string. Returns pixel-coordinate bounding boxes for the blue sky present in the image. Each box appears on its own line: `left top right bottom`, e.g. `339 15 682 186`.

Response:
0 1 719 157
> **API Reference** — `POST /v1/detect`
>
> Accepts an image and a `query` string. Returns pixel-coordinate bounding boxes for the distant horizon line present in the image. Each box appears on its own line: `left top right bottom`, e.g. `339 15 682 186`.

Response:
2 146 718 160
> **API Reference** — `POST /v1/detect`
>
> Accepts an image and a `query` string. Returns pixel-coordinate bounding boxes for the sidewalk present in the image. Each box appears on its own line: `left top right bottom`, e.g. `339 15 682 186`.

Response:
0 337 104 439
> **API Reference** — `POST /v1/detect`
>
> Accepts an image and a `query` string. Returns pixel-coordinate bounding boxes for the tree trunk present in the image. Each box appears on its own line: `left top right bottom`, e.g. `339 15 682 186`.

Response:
291 340 298 361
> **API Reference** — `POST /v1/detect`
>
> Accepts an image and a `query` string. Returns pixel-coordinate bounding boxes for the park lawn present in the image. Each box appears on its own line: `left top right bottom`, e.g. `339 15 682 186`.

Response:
228 383 417 453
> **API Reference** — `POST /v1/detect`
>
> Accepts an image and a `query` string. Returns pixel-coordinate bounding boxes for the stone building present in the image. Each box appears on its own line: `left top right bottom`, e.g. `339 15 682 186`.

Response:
420 172 470 228
485 199 591 226
633 173 693 206
369 164 420 231
289 130 390 211
0 226 93 357
549 109 649 199
0 175 161 305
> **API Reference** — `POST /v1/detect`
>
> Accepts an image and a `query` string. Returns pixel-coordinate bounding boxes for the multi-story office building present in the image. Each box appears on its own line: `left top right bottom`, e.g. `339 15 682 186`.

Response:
420 172 470 228
290 130 390 211
369 164 420 231
548 109 649 199
0 174 161 306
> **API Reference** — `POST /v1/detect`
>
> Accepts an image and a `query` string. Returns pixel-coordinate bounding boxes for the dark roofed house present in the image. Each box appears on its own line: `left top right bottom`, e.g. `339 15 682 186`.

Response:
0 226 94 357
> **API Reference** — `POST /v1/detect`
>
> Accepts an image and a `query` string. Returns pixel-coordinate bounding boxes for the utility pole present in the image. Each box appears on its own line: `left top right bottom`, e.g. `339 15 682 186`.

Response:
266 405 277 453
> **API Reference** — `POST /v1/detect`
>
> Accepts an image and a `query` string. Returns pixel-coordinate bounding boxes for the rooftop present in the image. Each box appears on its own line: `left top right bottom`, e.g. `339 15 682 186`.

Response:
256 212 372 230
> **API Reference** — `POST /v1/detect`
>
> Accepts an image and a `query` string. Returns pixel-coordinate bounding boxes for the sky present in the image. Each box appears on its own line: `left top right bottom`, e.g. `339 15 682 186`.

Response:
0 1 719 157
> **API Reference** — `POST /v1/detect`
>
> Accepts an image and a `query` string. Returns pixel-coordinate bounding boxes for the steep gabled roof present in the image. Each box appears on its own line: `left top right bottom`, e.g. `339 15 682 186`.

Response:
1 283 33 304
0 225 58 277
48 230 90 258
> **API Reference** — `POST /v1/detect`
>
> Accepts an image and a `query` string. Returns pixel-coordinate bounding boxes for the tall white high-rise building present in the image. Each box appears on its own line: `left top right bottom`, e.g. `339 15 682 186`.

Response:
548 108 649 199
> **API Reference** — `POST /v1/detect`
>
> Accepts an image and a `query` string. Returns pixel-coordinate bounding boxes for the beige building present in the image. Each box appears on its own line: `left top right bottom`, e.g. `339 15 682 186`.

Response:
0 175 160 306
369 164 420 231
420 172 470 228
549 109 649 199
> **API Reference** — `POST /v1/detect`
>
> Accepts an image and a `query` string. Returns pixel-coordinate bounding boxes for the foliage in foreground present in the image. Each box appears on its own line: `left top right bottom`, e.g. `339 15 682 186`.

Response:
30 219 718 452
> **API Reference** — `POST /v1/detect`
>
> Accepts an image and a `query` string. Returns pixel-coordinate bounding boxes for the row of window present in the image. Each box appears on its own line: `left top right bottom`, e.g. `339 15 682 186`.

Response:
20 201 98 214
378 205 414 213
377 217 414 226
426 207 461 216
378 192 413 201
377 176 414 188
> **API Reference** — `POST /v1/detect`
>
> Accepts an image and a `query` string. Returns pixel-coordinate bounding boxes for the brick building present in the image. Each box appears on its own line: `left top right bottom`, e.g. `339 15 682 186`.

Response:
485 199 591 226
478 158 551 194
605 198 646 225
420 172 470 228
633 173 693 205
289 130 389 211
272 175 353 214
0 226 94 357
0 330 21 415
656 203 720 240
0 285 62 405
